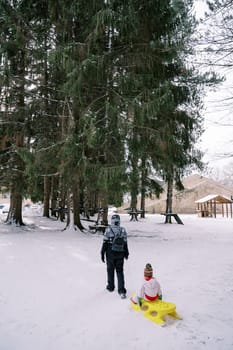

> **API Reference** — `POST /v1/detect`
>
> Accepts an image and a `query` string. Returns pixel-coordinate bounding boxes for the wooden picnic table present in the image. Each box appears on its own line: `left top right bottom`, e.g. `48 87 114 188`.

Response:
128 209 144 221
160 212 184 225
50 207 68 220
88 224 108 233
81 213 108 233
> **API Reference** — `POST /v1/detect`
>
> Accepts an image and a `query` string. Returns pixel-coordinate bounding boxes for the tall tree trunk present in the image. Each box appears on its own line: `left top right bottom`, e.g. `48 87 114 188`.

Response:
6 133 25 225
99 191 108 225
140 157 146 218
82 186 91 219
7 186 24 225
130 154 138 210
65 188 71 228
72 179 84 231
43 175 50 217
50 175 58 218
5 41 26 225
165 175 173 223
58 176 67 222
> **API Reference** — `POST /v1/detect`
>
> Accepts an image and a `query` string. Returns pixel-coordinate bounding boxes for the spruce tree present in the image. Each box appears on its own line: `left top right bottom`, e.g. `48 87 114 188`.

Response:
0 0 33 224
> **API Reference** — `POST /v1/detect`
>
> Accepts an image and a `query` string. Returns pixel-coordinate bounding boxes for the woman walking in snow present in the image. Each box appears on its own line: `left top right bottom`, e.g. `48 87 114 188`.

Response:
101 214 129 299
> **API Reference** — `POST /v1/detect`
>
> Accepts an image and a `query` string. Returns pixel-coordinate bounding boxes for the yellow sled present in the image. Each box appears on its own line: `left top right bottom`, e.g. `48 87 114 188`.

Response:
130 294 182 326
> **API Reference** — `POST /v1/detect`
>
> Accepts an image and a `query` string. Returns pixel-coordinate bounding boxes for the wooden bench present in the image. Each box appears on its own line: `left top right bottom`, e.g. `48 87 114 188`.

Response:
160 212 184 225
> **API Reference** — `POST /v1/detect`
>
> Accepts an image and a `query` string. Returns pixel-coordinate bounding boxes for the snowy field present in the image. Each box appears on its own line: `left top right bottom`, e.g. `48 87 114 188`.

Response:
0 208 233 350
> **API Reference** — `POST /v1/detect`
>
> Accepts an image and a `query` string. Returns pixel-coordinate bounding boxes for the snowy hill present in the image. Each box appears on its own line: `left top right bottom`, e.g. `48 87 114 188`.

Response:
119 174 233 214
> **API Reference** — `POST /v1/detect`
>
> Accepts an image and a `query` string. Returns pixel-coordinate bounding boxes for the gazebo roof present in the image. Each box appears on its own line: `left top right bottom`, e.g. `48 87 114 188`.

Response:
195 194 232 204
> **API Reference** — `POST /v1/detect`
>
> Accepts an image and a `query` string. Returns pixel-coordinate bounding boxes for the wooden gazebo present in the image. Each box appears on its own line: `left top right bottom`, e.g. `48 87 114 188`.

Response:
195 194 233 218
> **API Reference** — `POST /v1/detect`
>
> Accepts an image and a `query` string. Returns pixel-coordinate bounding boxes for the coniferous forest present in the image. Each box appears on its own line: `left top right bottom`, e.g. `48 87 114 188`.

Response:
0 0 219 228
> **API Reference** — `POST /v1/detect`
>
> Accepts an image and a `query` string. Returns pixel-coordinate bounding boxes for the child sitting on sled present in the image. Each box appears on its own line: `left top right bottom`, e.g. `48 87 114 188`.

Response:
131 263 162 306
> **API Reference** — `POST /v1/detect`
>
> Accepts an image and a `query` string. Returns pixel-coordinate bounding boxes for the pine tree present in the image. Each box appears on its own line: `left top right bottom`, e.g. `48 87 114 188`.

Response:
0 0 220 228
118 0 217 216
0 0 34 224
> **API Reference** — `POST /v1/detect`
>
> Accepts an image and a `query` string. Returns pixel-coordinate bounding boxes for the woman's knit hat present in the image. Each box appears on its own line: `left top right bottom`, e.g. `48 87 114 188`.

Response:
144 263 153 278
111 214 120 226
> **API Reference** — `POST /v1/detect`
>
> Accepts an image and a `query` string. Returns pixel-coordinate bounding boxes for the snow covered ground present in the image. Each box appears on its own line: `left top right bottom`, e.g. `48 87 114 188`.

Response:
0 208 233 350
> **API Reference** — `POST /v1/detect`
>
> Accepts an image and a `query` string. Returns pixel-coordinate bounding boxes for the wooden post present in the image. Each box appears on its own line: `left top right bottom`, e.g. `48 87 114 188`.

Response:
210 200 213 217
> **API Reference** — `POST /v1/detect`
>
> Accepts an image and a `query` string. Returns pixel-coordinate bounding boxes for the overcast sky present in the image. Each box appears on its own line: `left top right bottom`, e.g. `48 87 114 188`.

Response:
194 0 233 169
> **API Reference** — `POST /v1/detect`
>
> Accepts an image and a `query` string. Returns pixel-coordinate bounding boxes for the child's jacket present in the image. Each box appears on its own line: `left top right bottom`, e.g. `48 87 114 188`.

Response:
139 277 162 301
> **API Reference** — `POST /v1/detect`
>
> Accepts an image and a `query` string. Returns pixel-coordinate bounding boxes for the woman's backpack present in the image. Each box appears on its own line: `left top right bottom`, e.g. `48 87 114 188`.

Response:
111 229 124 252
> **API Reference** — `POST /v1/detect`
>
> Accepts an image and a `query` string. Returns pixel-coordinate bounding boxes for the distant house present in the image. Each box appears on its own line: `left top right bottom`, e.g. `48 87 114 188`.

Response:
195 194 233 218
